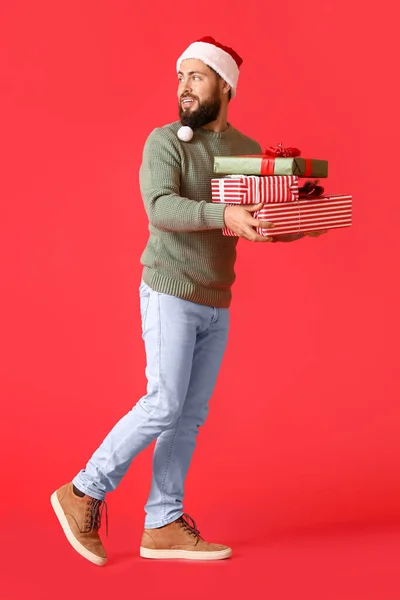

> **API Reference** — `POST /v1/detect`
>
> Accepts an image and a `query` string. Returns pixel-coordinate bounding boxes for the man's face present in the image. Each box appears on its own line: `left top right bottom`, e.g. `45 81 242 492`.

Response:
177 59 223 130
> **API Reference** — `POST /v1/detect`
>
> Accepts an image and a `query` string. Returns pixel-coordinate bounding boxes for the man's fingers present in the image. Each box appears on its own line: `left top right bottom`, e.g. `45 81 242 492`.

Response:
250 218 275 229
251 234 274 242
305 229 329 237
244 230 274 242
240 220 275 241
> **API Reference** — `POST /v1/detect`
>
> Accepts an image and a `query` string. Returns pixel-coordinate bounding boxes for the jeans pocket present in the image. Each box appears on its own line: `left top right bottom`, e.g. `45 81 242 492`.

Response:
139 279 150 294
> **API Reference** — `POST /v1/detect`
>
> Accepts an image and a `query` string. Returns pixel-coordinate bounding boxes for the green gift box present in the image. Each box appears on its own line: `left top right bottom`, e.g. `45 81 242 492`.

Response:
213 155 328 178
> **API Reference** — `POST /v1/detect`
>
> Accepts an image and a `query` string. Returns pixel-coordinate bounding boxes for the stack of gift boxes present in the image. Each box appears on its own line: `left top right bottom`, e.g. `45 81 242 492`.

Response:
211 144 352 237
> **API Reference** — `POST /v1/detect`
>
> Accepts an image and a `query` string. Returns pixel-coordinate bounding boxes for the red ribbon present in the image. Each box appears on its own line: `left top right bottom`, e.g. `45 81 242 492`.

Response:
304 158 313 177
260 157 276 175
260 157 313 176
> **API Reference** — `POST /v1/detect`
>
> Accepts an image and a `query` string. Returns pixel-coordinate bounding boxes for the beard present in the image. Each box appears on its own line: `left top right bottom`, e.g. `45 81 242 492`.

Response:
178 89 221 130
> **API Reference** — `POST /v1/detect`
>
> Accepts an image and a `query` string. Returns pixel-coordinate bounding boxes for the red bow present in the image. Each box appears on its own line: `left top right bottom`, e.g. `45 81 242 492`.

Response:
299 180 324 198
264 143 301 158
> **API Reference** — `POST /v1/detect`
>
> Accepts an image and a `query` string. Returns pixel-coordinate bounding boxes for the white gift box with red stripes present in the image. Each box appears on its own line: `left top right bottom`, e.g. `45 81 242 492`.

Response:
218 194 353 236
211 175 300 204
211 175 351 236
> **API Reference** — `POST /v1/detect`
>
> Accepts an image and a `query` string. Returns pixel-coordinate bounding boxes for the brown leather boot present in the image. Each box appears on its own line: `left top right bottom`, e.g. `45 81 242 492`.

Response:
51 482 108 566
140 513 232 560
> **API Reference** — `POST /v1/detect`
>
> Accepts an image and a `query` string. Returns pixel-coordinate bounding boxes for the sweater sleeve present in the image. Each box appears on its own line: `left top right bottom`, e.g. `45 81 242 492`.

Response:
139 129 226 232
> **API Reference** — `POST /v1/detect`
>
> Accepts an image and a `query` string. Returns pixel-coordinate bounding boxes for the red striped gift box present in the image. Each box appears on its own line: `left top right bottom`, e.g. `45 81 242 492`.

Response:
211 175 299 204
219 194 352 236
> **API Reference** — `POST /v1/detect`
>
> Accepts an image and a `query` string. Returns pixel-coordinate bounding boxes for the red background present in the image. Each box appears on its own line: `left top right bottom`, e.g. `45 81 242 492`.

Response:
1 0 399 598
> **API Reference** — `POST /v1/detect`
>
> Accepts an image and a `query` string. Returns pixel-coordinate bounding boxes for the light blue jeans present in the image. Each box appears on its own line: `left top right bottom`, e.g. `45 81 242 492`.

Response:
73 280 230 528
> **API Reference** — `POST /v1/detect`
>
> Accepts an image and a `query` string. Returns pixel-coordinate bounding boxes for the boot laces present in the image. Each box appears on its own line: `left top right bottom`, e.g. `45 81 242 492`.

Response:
85 498 108 536
177 513 202 540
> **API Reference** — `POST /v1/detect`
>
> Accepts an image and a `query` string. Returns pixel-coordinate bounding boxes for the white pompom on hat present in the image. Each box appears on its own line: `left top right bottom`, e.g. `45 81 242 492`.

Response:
176 36 243 98
177 126 194 142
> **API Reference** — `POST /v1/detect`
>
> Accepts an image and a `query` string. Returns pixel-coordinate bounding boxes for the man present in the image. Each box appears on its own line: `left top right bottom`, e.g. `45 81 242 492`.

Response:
51 36 326 567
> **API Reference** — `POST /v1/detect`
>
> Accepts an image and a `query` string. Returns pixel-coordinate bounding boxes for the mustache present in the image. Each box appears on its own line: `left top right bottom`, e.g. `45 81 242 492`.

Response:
180 93 199 101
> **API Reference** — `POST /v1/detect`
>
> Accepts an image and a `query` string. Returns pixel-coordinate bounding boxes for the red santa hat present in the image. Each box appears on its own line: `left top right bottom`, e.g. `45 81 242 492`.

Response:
176 36 243 98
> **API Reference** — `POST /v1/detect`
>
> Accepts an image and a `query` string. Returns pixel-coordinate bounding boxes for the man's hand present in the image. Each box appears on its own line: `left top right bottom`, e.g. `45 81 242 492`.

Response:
224 202 275 242
304 230 329 237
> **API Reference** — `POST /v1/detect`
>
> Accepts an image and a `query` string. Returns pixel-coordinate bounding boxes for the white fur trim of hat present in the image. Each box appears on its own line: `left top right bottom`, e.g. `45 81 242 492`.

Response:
176 36 242 98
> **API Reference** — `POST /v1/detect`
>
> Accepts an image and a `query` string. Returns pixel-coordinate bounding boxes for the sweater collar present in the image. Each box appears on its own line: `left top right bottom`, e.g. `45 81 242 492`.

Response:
196 122 232 138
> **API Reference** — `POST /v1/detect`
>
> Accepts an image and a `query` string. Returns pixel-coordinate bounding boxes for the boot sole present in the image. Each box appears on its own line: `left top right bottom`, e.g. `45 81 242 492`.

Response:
139 546 232 560
50 491 107 566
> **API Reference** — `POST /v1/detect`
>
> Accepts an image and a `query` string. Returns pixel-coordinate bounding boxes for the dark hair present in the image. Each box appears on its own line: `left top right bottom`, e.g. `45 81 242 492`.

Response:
208 66 232 102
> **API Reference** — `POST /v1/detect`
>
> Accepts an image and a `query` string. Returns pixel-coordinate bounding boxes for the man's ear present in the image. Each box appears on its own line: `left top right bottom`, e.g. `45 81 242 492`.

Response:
222 82 231 96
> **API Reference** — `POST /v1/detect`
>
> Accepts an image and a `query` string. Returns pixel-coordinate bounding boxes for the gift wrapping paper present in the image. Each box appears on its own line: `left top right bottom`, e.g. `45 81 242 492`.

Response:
214 155 328 178
211 175 300 204
214 194 352 236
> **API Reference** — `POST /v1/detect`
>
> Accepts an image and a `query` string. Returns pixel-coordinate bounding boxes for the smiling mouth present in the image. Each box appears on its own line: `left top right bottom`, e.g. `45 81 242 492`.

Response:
181 97 196 108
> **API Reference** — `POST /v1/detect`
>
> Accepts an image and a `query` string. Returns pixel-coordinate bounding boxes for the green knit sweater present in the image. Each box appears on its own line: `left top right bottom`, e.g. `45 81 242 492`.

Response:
139 120 262 308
